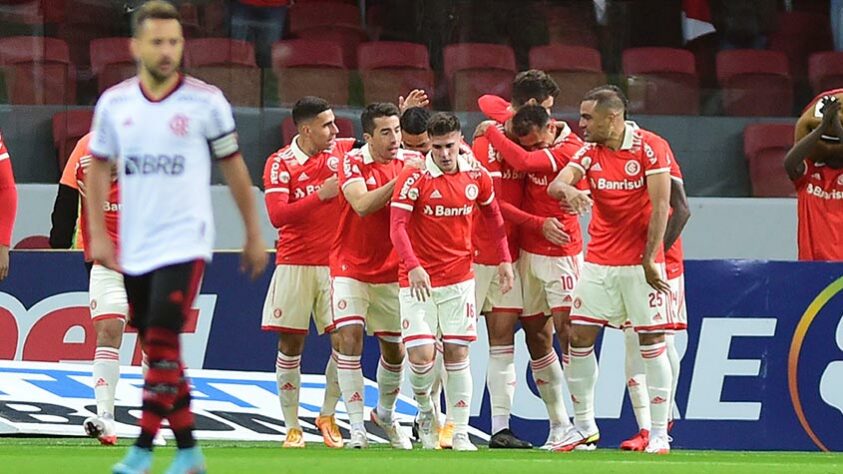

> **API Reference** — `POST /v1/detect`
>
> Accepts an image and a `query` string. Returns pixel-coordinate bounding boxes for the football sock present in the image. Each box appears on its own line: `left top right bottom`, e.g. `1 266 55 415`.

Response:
640 342 672 435
444 359 472 434
336 353 365 430
567 345 598 433
624 328 651 431
376 356 404 422
93 346 120 417
488 345 515 433
275 351 302 430
320 352 341 417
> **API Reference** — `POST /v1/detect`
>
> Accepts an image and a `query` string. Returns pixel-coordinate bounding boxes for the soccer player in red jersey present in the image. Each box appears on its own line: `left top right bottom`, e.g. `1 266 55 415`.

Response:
329 102 423 449
390 112 513 451
473 71 575 449
785 93 843 261
262 96 354 448
548 85 675 454
619 137 691 451
0 129 16 280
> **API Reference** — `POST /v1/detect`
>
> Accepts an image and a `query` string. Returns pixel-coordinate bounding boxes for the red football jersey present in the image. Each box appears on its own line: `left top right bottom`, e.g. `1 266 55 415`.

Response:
665 157 685 279
74 134 120 263
392 156 496 287
519 127 586 257
263 137 356 265
0 130 16 247
569 124 673 266
330 145 422 283
793 160 843 261
471 135 525 265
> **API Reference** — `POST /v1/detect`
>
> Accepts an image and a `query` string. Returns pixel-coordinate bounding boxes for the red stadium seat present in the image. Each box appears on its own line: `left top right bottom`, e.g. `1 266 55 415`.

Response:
294 27 368 69
183 39 261 107
271 39 350 107
769 12 834 81
13 235 51 250
288 1 366 67
280 116 355 145
544 4 600 48
744 123 796 197
717 50 793 117
443 43 516 111
357 41 434 104
808 52 843 95
0 36 76 104
529 44 605 113
622 47 700 115
89 37 135 94
52 109 94 172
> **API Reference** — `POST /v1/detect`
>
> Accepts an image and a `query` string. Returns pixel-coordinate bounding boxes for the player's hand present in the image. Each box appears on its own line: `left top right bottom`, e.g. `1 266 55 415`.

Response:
241 234 269 280
564 188 593 215
408 266 432 302
0 245 9 281
317 176 339 201
405 154 425 170
398 89 429 113
89 234 119 272
497 262 514 295
642 260 670 293
821 96 843 138
558 199 578 215
473 120 497 140
541 217 571 246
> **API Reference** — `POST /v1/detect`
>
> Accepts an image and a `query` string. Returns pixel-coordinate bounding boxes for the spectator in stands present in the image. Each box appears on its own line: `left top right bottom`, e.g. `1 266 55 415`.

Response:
710 0 778 50
230 0 289 68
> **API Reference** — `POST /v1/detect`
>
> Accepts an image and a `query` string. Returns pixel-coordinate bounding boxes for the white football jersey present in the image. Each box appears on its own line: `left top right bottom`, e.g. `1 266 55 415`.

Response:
89 75 239 275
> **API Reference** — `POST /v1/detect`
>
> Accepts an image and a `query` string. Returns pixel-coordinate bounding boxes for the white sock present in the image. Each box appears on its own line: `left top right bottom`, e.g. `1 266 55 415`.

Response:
665 334 680 422
444 359 472 434
275 351 302 430
431 343 447 422
141 352 149 378
377 356 404 422
640 342 672 435
320 351 341 417
487 345 515 434
567 345 598 432
336 353 365 429
93 347 120 417
410 360 436 412
530 351 571 428
561 352 570 372
624 328 651 431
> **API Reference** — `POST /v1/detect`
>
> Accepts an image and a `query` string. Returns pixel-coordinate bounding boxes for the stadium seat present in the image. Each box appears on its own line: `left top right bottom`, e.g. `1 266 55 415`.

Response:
357 41 434 104
717 50 793 117
769 12 834 81
443 43 516 111
13 235 50 250
544 4 600 48
271 39 350 107
184 39 261 107
808 52 843 94
288 2 366 67
529 45 605 113
622 47 700 115
89 37 135 94
52 108 94 173
0 36 76 105
743 123 796 197
281 116 355 145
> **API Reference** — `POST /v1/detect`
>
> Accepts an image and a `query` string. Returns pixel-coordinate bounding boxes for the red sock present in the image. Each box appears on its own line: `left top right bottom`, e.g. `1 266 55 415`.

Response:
136 327 181 449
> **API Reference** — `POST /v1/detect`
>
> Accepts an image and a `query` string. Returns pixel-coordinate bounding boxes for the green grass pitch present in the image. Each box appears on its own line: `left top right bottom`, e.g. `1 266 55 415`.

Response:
1 438 841 473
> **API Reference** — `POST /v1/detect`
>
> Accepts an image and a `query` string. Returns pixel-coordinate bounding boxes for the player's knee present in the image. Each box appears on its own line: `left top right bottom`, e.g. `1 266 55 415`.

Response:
278 333 306 355
442 344 469 364
379 341 405 365
336 325 363 355
638 331 665 346
406 345 435 366
94 319 124 348
569 324 597 348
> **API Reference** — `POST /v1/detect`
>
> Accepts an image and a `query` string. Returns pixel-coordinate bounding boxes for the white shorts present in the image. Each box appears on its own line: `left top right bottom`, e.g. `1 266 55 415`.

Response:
473 263 522 316
570 262 670 333
399 279 477 349
262 265 332 335
518 250 583 318
331 276 401 342
667 274 687 332
89 264 128 323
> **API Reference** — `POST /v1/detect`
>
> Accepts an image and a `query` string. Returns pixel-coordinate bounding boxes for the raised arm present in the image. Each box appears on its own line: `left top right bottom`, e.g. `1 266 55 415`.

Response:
342 177 396 217
785 97 841 180
485 126 559 173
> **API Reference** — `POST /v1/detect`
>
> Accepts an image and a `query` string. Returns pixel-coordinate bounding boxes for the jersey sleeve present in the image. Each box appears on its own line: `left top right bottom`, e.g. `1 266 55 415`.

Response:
486 126 560 173
477 95 513 123
60 134 91 190
568 144 594 176
669 154 684 182
476 167 495 206
471 136 501 177
335 138 358 156
0 133 16 247
642 136 672 176
206 91 239 160
263 154 291 196
88 97 119 161
391 168 422 212
340 153 364 191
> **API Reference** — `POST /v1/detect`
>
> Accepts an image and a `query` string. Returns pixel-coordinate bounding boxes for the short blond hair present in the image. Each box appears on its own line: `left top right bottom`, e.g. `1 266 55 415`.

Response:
132 1 181 37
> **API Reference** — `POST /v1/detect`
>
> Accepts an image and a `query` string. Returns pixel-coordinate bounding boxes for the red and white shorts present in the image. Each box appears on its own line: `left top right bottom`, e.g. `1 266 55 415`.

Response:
518 250 583 318
473 263 522 316
399 279 477 349
331 276 401 342
89 264 128 323
666 274 687 332
262 265 332 335
571 262 670 333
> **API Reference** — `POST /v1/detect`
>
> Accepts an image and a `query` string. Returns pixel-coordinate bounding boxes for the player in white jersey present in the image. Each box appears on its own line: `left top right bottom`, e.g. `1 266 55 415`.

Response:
86 3 268 473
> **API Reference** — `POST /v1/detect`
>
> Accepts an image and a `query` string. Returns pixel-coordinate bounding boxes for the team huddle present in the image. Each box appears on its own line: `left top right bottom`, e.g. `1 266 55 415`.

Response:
72 2 690 472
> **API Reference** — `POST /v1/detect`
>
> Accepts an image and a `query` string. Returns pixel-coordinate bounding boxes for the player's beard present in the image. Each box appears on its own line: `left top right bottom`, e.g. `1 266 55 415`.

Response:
144 59 179 85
